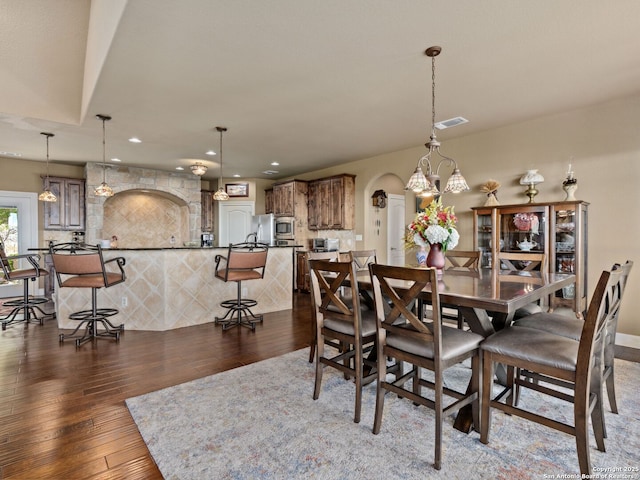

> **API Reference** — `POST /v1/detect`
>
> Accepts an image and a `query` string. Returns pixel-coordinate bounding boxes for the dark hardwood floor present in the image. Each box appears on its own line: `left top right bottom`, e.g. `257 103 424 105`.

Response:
0 293 313 479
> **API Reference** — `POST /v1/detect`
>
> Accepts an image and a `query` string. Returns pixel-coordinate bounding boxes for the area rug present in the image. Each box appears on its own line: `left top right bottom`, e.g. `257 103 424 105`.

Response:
126 349 640 479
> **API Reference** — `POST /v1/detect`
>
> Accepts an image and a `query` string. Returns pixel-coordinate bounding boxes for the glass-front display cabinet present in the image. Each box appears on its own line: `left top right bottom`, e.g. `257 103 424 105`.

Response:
472 201 588 317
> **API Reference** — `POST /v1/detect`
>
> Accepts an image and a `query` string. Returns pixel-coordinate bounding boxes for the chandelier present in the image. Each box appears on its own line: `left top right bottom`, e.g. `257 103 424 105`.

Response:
38 132 58 202
212 126 229 201
94 114 114 197
190 162 207 176
405 46 469 197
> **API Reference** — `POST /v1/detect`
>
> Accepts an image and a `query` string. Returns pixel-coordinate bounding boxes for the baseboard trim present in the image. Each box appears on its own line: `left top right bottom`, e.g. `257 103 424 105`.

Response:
615 333 640 362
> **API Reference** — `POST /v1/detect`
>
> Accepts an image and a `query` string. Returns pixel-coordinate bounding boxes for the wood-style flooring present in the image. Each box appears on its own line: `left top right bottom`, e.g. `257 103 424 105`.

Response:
0 294 313 479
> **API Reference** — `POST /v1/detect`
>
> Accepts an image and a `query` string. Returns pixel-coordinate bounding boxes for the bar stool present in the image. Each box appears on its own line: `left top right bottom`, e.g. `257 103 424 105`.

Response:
1 240 53 330
214 242 268 331
50 243 126 347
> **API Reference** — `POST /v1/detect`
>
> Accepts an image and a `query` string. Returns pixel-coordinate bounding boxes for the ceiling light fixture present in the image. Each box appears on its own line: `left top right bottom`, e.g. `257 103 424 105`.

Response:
38 132 57 202
405 46 470 197
213 126 229 201
190 162 208 176
94 114 114 197
128 137 142 143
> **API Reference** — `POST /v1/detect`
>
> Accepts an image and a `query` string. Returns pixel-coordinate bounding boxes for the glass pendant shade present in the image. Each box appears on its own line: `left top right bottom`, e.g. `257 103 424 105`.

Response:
39 132 58 202
443 168 470 194
94 114 115 197
213 188 229 201
406 167 429 193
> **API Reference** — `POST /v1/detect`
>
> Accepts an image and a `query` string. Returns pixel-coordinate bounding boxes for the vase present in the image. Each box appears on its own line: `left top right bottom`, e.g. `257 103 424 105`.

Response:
427 243 446 273
416 246 427 266
563 182 577 201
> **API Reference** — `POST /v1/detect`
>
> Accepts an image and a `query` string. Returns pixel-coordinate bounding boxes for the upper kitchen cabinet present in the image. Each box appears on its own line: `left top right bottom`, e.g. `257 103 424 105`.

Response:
201 190 214 232
43 176 85 231
264 188 274 215
272 180 308 218
308 174 355 230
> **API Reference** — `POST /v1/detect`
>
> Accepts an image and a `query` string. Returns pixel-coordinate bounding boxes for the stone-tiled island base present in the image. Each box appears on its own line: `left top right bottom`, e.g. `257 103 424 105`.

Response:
54 247 294 331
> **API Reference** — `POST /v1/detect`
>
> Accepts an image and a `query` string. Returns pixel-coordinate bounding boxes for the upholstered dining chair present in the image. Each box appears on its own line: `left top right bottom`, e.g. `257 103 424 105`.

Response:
214 242 269 331
513 260 633 434
0 240 53 330
50 242 126 346
308 258 378 423
307 250 340 362
369 264 483 470
480 265 625 476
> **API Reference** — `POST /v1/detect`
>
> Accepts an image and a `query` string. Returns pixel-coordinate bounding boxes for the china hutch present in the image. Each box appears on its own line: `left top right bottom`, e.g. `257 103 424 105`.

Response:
472 201 588 317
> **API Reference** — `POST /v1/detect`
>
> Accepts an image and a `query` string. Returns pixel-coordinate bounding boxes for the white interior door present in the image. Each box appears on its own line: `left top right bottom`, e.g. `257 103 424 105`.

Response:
218 201 255 246
387 194 405 266
0 191 38 298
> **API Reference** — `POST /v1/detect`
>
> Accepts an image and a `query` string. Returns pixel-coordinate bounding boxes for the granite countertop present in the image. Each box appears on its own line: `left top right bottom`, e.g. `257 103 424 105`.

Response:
32 245 302 251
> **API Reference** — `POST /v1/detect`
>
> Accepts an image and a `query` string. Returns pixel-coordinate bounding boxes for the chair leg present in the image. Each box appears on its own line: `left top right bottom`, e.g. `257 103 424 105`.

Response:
215 281 263 331
574 398 592 476
354 344 363 424
372 348 387 435
313 337 324 401
480 352 494 445
60 288 121 346
434 366 443 470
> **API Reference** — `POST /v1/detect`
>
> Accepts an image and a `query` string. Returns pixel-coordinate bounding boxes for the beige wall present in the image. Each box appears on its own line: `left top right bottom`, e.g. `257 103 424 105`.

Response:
2 94 639 335
288 94 640 337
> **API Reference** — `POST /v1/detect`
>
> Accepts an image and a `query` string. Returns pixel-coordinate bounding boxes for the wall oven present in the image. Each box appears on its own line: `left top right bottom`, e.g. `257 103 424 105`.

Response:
275 217 295 240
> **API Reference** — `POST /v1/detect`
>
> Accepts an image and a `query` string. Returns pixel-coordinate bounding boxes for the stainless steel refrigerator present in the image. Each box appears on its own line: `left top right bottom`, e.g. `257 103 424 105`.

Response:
250 214 275 245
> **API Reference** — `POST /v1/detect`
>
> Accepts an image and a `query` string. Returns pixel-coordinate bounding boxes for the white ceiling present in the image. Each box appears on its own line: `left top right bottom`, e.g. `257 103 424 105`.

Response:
1 0 640 181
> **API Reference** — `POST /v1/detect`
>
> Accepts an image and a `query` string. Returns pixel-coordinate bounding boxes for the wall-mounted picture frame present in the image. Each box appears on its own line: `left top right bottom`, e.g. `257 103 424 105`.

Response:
225 182 249 197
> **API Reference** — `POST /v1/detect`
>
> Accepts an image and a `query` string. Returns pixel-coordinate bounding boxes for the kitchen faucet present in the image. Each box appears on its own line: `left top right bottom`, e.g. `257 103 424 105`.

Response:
245 232 258 243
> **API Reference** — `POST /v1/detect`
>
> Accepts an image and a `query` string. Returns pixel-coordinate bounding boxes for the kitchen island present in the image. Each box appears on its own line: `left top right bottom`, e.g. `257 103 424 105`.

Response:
53 246 296 331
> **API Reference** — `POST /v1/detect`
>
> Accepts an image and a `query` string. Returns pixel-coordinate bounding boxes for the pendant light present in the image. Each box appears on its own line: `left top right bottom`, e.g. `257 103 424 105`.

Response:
213 126 229 201
405 46 470 197
38 132 57 202
94 114 114 197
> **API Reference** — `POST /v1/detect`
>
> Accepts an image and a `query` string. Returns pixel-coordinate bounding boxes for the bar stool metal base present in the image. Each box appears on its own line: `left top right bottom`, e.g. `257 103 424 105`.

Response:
60 289 124 347
1 281 55 330
214 283 263 331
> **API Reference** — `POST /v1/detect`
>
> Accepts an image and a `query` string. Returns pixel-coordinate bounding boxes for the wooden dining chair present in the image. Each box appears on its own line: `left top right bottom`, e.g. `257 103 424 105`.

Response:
445 250 480 270
369 264 483 470
307 250 341 362
497 251 548 318
513 260 633 434
309 258 377 423
480 265 625 476
349 249 377 272
443 250 480 329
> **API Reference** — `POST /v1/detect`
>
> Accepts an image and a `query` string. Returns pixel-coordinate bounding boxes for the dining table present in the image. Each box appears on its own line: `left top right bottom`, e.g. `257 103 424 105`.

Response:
352 266 576 433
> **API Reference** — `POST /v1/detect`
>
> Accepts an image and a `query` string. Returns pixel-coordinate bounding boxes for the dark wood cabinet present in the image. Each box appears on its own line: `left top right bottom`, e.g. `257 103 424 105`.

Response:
296 250 310 292
43 177 85 231
201 190 214 232
308 174 355 230
264 188 274 215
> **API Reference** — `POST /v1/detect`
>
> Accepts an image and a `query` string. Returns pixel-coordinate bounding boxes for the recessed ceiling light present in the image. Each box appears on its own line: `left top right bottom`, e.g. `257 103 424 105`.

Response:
111 158 121 162
206 150 216 156
262 170 279 175
434 117 469 130
175 166 184 171
233 174 241 178
0 151 21 157
270 162 279 166
128 137 142 143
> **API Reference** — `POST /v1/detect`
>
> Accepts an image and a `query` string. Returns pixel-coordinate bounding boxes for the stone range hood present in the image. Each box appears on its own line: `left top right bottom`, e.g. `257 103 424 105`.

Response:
85 163 202 247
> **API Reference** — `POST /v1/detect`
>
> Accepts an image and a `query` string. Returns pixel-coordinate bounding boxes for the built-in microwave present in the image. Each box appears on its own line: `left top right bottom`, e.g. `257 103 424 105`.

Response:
275 217 295 239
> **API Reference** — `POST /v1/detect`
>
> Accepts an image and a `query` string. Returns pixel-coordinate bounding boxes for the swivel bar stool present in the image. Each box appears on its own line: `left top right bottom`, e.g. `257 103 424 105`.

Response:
1 240 53 330
214 242 268 331
50 242 126 346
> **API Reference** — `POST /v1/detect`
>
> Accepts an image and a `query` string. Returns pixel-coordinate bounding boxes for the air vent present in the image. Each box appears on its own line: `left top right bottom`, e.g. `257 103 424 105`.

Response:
434 116 469 130
262 170 279 175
